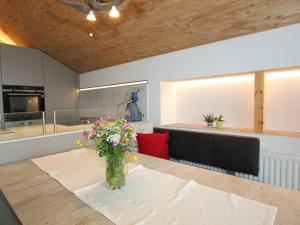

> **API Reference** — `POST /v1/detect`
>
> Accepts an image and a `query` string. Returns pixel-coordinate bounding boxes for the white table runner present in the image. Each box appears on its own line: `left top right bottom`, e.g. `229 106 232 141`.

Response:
75 165 187 225
32 148 136 192
32 149 277 225
136 180 277 225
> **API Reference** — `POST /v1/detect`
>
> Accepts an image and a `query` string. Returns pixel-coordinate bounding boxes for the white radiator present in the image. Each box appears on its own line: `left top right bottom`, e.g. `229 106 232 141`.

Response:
173 151 300 191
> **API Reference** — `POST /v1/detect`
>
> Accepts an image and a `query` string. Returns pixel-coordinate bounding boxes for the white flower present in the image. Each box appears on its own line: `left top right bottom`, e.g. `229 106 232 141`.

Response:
106 134 121 147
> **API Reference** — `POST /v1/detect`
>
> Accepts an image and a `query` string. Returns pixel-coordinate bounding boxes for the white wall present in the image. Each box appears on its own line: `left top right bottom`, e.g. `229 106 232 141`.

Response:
81 23 300 126
79 84 148 120
80 24 300 157
0 131 89 165
265 69 300 132
170 74 255 128
160 82 177 125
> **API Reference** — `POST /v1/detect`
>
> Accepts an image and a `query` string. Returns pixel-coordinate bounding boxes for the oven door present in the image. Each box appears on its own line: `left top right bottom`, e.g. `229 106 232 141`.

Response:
3 92 45 121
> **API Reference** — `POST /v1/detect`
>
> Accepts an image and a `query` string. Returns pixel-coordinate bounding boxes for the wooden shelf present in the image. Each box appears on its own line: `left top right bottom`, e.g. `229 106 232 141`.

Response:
164 123 300 138
263 130 300 138
165 123 255 134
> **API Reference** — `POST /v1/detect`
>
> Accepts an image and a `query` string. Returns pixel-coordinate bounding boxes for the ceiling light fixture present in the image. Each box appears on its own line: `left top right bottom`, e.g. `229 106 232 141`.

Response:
57 0 124 21
86 10 96 21
109 6 120 18
88 32 94 37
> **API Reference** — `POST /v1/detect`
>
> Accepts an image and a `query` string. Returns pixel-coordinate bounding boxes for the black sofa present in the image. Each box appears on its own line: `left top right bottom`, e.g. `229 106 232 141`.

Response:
154 128 260 176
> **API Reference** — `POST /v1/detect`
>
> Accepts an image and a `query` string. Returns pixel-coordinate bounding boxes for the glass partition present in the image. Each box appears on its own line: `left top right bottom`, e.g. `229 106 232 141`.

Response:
54 107 118 134
0 111 45 142
0 107 135 142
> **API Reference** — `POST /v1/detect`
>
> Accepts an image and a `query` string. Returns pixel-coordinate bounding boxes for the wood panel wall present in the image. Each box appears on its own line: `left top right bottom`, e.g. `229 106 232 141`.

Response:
254 72 264 133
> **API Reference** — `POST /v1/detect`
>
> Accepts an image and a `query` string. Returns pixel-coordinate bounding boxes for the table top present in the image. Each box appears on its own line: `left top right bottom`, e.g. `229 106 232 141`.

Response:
0 151 300 225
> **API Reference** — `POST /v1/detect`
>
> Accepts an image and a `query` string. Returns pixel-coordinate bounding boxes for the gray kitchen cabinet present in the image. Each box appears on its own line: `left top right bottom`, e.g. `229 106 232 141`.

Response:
0 44 43 86
0 86 3 115
0 49 3 115
0 46 2 85
43 54 79 120
0 84 3 129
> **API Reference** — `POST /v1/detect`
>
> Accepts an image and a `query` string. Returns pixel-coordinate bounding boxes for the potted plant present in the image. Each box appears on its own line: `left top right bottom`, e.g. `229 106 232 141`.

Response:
216 115 225 129
202 113 216 128
81 116 137 190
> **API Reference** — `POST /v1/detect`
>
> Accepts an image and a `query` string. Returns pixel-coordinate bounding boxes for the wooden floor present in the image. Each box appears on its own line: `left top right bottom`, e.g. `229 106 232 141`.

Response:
1 152 300 225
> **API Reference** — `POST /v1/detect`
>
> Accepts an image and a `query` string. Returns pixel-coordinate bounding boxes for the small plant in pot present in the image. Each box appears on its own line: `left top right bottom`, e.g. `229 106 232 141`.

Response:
202 113 216 128
216 115 225 129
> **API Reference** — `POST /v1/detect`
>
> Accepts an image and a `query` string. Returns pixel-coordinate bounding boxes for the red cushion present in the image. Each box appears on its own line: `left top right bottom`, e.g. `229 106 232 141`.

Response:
137 132 169 160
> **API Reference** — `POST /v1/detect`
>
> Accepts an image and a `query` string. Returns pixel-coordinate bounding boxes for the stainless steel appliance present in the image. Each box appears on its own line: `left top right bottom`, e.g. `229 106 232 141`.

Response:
2 85 45 122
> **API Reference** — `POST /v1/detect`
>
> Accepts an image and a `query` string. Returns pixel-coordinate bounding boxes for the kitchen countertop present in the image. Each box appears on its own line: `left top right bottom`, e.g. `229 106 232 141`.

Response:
0 124 92 142
0 121 153 142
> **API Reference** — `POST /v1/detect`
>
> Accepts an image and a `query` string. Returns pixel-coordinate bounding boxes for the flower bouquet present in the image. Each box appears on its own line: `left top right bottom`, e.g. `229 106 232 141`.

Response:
82 116 136 190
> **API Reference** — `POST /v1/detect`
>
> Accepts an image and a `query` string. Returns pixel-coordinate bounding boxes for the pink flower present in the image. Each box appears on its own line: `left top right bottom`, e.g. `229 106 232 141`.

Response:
112 140 120 147
106 114 113 121
81 131 88 138
94 119 101 126
83 128 95 139
124 123 129 131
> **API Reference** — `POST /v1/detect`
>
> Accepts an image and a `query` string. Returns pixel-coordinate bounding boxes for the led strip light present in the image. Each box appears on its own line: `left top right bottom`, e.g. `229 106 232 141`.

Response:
79 80 148 92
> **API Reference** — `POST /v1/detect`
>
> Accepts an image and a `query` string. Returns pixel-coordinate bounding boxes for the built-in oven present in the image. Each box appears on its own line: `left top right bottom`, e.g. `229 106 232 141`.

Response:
2 85 45 122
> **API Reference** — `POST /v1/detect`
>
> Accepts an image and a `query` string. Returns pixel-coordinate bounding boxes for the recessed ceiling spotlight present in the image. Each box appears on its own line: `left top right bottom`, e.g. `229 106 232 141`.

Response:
86 10 96 21
89 32 94 37
109 6 120 18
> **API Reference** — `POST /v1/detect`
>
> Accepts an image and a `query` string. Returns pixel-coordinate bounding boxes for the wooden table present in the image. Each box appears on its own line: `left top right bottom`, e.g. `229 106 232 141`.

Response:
0 151 300 225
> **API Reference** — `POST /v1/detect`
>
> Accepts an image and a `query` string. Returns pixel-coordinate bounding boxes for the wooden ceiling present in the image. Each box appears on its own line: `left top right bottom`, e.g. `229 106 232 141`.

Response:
1 0 300 73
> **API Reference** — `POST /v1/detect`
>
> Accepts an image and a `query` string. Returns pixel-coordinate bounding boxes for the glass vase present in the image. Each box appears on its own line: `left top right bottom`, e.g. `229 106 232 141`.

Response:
105 152 126 190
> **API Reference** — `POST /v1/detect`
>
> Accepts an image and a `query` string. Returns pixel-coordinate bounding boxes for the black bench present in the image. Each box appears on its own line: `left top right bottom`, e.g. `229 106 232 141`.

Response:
154 128 260 176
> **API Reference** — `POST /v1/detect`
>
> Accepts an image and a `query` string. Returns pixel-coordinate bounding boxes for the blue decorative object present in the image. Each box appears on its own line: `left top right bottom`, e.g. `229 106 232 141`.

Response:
131 91 139 102
126 89 142 122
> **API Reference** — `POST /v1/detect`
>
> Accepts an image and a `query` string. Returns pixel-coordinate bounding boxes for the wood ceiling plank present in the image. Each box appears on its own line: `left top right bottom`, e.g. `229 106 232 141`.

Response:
1 0 300 73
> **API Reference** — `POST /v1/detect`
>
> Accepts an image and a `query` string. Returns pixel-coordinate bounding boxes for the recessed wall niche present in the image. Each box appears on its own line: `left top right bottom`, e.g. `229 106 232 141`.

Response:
161 74 255 129
264 69 300 133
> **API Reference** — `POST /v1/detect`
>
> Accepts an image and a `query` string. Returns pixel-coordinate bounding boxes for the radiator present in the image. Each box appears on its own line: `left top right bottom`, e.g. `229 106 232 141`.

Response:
172 151 300 191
